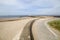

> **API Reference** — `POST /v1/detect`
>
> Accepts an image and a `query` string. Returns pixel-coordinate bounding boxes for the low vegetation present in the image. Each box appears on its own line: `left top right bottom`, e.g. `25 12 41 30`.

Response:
48 19 60 31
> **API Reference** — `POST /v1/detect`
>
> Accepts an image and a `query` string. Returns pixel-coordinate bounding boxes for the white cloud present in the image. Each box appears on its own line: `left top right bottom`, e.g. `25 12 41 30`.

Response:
0 0 17 5
0 0 60 16
0 0 59 9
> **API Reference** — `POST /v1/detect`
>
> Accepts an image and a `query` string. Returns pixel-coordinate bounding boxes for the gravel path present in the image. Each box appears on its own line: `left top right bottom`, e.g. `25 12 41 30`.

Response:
32 19 58 40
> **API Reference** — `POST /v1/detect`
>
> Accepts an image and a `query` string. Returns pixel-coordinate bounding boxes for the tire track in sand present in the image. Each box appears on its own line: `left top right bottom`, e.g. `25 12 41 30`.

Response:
19 19 38 40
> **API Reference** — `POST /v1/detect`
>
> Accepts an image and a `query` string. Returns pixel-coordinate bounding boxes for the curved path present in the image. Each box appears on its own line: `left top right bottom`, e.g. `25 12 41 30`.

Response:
19 19 37 40
32 19 58 40
0 18 59 40
13 18 60 40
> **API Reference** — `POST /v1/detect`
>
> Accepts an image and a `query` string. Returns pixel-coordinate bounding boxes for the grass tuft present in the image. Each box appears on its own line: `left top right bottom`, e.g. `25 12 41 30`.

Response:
48 19 60 31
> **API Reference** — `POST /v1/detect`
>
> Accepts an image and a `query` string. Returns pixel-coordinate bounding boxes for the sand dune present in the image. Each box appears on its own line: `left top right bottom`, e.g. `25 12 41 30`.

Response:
0 17 37 40
0 17 59 40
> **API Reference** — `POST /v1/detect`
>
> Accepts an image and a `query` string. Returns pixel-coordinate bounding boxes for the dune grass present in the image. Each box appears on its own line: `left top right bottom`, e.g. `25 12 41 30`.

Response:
48 19 60 31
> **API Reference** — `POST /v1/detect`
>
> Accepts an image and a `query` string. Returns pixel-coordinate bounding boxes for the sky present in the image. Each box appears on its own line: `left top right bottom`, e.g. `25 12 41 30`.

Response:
0 0 60 16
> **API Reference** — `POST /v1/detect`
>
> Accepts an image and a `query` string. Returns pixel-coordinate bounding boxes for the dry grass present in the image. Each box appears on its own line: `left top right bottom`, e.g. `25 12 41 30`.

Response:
48 19 60 31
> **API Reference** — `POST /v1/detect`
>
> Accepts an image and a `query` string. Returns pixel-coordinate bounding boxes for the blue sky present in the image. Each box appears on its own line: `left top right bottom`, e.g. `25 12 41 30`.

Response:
0 0 60 16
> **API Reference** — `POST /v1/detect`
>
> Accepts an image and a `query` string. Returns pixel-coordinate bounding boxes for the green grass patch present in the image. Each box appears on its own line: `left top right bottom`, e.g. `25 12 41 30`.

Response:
48 19 60 31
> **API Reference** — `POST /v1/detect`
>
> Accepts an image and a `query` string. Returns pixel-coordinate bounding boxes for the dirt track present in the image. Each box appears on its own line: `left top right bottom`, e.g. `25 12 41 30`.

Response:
0 17 59 40
0 18 37 40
